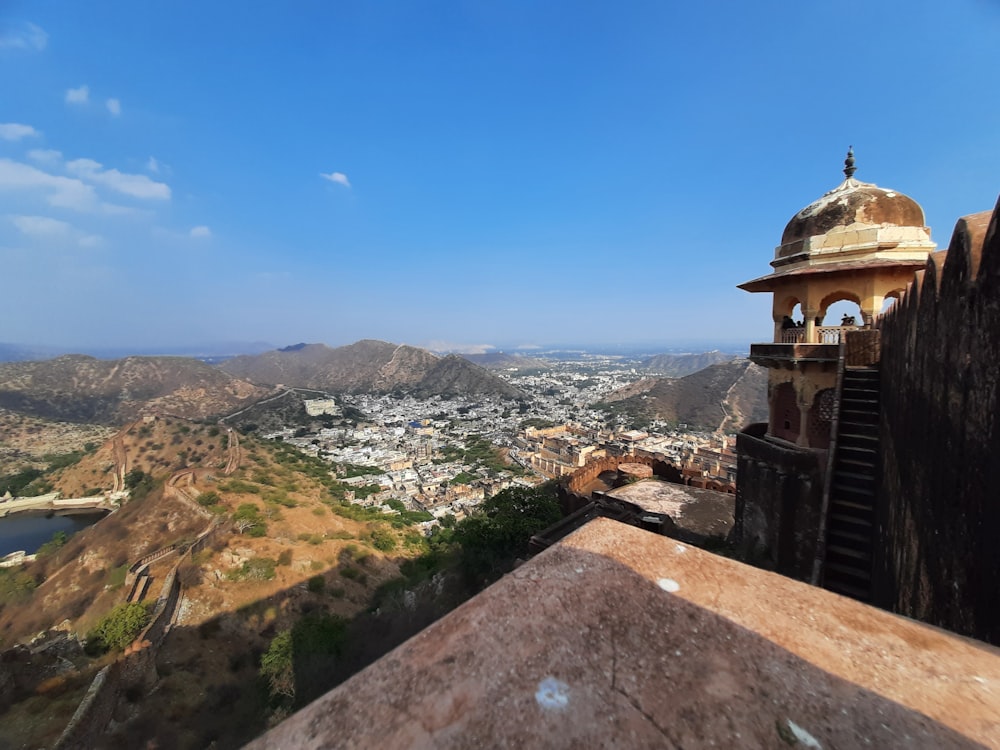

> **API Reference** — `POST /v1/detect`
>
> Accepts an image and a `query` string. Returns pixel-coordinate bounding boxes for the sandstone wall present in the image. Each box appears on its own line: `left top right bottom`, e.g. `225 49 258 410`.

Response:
874 198 1000 643
735 423 824 580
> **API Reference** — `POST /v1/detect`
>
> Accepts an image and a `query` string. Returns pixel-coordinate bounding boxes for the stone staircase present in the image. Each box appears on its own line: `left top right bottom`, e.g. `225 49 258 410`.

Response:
823 367 880 601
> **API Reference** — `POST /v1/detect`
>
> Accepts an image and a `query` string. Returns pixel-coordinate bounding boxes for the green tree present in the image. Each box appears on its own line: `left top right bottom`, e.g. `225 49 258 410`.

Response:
87 602 151 653
260 629 295 700
454 485 561 585
369 527 397 552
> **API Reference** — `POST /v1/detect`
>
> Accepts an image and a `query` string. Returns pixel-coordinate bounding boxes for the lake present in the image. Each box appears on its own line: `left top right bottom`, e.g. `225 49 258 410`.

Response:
0 512 106 557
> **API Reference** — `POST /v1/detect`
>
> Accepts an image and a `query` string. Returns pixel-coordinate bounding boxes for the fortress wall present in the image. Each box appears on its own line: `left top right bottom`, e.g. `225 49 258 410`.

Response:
564 454 682 497
56 521 214 750
875 196 1000 643
735 423 824 581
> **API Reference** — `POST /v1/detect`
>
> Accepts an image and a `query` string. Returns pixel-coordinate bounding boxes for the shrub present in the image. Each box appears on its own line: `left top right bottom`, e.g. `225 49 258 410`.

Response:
196 491 222 507
227 557 277 582
369 527 397 553
306 575 325 593
339 566 362 581
107 564 129 589
277 549 293 567
87 602 151 653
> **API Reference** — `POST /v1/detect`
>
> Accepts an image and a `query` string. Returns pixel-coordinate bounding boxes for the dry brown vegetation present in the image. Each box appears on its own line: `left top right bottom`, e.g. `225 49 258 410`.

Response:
0 418 430 749
0 408 114 475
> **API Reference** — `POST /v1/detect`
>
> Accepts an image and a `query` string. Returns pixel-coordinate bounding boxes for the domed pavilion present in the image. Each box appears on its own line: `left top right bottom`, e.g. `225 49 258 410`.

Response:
739 149 936 448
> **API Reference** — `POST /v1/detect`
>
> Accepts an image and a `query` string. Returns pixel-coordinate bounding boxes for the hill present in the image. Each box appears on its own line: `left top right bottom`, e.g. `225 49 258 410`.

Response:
0 355 270 425
458 352 551 371
220 340 524 399
410 355 525 399
597 359 768 432
0 418 435 747
640 350 740 377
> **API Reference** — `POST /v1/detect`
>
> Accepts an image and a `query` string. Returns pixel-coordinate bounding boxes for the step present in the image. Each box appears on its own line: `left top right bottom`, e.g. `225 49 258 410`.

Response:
834 457 876 472
840 410 878 425
829 512 874 531
827 527 872 547
843 378 880 393
839 445 877 460
829 502 874 522
833 473 876 490
839 420 878 432
831 492 875 510
832 489 876 505
826 543 872 563
824 560 872 584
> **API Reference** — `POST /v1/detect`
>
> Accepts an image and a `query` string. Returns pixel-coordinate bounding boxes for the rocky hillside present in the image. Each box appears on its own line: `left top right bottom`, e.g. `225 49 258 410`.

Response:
0 355 270 425
0 420 435 749
221 340 524 399
411 355 525 399
641 351 740 377
459 352 551 371
597 359 768 432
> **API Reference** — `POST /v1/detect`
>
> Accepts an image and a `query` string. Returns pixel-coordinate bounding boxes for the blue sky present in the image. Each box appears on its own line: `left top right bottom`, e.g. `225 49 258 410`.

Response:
2 1 999 354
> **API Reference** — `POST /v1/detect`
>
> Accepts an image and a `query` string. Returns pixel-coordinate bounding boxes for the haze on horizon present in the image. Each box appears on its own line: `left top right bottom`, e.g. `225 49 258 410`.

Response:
3 2 999 353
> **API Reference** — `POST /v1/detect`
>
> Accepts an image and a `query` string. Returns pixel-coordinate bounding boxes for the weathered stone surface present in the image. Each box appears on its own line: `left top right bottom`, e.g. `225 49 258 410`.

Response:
604 479 733 541
615 462 653 481
249 519 1000 749
735 423 824 580
876 198 1000 643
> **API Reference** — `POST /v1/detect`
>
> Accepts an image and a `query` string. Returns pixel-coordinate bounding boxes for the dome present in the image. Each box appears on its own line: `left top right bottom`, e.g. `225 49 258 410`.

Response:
779 149 926 251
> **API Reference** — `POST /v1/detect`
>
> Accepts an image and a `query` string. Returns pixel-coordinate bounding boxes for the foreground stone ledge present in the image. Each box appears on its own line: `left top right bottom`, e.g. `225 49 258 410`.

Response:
248 518 1000 749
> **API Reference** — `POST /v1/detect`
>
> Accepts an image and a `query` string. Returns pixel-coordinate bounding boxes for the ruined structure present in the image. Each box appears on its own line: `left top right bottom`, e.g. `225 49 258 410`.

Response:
736 149 1000 644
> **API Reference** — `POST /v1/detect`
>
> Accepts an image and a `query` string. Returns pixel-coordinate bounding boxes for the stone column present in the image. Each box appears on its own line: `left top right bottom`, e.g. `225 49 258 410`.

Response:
803 309 818 344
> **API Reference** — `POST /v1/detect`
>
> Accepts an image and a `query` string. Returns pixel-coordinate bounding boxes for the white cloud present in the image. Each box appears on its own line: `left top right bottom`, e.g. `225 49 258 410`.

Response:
65 85 89 105
0 22 48 51
0 158 133 214
515 343 542 350
11 214 73 237
27 148 62 165
0 158 100 212
320 171 351 187
106 98 121 117
189 225 211 238
0 123 39 141
66 158 171 200
147 156 159 173
10 214 102 247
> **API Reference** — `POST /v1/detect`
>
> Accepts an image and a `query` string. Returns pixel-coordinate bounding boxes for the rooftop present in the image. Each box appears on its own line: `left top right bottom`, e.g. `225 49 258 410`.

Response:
248 518 1000 749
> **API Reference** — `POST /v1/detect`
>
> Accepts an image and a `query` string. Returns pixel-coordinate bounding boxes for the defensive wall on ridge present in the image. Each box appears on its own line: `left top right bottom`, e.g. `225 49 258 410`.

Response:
874 198 1000 644
54 519 225 750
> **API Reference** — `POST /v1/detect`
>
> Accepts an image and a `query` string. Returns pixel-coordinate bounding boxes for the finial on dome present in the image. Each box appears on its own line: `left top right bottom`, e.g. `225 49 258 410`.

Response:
844 146 856 179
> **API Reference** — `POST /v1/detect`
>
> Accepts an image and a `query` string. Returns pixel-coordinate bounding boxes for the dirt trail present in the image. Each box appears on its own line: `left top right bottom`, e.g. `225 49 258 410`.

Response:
223 427 241 475
111 434 127 492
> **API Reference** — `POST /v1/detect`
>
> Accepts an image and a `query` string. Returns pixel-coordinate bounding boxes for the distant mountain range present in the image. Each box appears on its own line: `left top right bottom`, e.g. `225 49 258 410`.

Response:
0 355 270 424
458 352 552 371
640 351 740 377
0 340 525 425
0 341 276 363
597 359 768 432
221 340 524 400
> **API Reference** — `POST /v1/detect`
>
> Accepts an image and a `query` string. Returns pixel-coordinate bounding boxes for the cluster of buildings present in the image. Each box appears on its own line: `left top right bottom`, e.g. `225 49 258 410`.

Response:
263 358 744 519
517 423 737 488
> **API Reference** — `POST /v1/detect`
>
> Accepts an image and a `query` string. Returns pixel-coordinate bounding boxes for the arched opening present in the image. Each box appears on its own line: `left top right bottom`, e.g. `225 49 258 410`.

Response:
818 291 863 327
807 388 836 449
880 289 904 315
771 382 800 443
777 299 806 342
